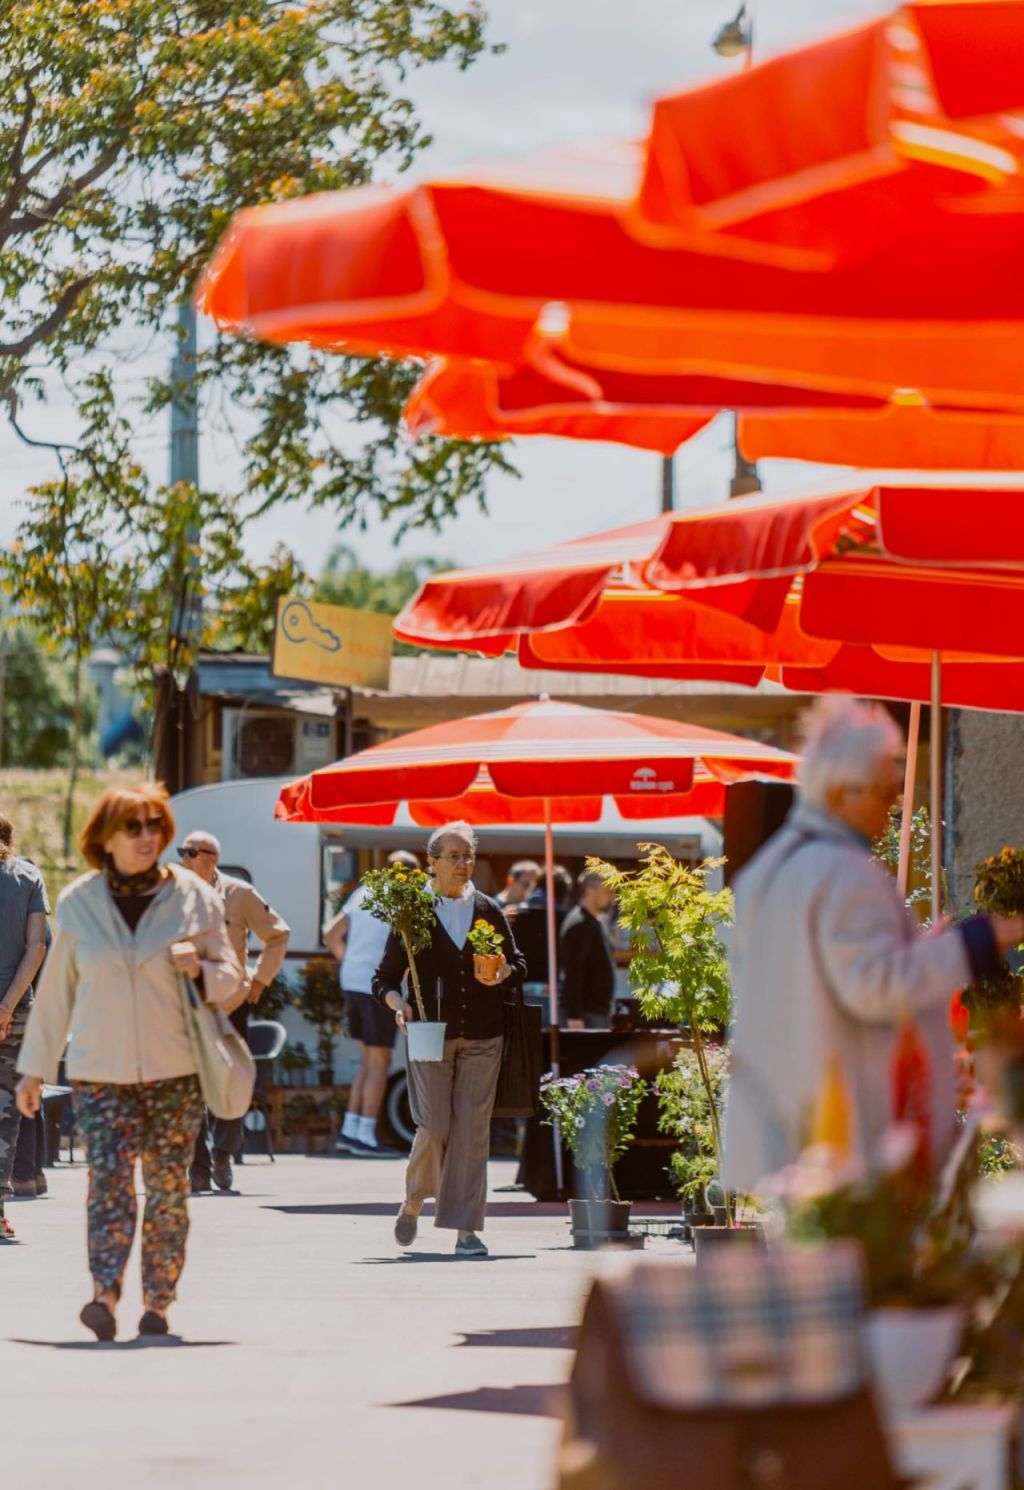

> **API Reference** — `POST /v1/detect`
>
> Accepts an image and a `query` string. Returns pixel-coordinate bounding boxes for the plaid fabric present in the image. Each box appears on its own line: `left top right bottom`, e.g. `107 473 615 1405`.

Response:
604 1242 867 1408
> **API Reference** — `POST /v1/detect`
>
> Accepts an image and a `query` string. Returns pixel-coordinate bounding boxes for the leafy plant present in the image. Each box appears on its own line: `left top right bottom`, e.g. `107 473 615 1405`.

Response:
656 1044 729 1205
965 847 1024 1016
361 861 436 1020
467 918 503 958
295 958 346 1077
873 803 932 913
588 846 733 1220
539 1065 647 1202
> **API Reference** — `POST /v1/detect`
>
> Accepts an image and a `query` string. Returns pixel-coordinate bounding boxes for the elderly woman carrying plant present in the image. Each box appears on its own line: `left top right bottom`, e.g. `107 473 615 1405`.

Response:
371 822 526 1258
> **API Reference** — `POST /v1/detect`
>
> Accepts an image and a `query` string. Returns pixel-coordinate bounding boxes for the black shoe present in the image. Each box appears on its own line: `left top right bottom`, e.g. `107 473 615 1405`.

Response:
212 1158 234 1192
138 1310 169 1337
34 1172 48 1197
80 1300 117 1342
190 1174 211 1195
10 1178 37 1198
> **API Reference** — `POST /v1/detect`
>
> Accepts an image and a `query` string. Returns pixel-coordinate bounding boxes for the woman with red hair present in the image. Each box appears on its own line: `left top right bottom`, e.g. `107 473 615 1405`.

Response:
15 784 241 1341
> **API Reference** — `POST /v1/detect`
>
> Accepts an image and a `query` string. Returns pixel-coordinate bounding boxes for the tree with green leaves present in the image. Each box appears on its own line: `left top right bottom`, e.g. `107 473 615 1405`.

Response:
2 0 514 534
589 845 735 1222
0 626 96 769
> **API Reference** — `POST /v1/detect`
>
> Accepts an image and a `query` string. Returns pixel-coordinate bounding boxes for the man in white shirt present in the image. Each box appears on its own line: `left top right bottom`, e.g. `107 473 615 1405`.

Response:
324 850 420 1154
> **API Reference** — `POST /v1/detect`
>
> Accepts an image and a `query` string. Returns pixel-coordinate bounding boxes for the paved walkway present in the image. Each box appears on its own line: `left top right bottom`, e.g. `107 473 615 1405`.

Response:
3 1154 673 1488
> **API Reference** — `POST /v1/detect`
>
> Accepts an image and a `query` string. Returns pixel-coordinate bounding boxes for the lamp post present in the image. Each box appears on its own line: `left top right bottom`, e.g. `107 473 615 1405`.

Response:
712 3 753 68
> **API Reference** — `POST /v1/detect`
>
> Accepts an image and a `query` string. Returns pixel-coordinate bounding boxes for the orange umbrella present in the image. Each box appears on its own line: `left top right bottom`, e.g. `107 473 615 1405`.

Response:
198 133 1024 409
738 403 1024 469
404 355 889 456
635 2 1024 269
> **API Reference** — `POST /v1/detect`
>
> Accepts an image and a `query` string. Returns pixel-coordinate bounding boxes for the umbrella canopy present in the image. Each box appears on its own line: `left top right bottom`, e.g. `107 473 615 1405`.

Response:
635 2 1024 268
197 121 1024 410
404 356 888 457
276 697 797 820
737 404 1024 469
393 483 1024 710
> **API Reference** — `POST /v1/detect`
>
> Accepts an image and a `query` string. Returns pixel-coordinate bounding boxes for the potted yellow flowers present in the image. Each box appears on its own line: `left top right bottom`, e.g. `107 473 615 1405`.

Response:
467 917 504 982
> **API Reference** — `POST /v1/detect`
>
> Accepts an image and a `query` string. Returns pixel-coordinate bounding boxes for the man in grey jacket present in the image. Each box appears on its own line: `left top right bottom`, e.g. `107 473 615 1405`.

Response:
724 698 1022 1196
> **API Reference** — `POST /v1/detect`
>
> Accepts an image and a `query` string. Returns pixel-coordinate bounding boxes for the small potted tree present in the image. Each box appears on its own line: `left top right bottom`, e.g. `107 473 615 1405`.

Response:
656 1044 729 1229
588 846 735 1228
361 860 445 1061
540 1063 647 1246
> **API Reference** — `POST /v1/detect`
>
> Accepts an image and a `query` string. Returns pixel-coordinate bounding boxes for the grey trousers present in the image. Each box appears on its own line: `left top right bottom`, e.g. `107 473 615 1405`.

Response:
406 1035 503 1233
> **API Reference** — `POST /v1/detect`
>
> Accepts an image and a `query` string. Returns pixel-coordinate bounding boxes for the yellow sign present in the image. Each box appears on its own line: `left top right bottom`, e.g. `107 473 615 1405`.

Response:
271 597 393 689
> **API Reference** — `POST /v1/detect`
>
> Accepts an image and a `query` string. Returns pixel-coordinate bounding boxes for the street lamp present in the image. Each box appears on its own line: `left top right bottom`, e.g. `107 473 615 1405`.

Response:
712 4 753 66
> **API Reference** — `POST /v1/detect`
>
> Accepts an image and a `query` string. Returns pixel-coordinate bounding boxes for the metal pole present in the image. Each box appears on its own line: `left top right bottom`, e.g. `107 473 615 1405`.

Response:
931 653 943 923
660 454 674 514
543 798 565 1194
896 702 921 899
169 301 200 789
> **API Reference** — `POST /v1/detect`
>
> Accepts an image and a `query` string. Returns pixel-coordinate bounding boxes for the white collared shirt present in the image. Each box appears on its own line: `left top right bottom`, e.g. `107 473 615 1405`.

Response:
433 881 476 949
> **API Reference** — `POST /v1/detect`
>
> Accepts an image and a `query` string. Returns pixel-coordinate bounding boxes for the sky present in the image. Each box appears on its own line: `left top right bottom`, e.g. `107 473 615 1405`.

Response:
0 0 884 578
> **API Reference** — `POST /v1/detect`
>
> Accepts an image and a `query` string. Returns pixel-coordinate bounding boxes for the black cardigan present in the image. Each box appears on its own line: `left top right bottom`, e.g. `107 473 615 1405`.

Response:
372 891 527 1042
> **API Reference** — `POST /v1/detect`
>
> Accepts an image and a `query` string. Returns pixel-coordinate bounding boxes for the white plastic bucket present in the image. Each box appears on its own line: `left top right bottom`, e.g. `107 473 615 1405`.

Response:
407 1021 447 1063
864 1305 965 1409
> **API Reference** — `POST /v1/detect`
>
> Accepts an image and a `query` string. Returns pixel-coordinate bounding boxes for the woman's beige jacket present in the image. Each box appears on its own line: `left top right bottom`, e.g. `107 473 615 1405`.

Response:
18 865 242 1085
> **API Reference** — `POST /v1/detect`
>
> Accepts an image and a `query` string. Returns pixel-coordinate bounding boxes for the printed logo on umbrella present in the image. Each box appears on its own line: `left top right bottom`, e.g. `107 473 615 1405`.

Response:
630 766 676 793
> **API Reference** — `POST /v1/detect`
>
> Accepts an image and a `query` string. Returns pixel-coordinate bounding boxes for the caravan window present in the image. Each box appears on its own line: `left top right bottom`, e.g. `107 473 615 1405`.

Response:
320 838 358 943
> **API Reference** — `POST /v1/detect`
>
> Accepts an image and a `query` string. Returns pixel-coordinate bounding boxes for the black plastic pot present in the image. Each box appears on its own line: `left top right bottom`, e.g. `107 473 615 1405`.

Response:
569 1198 632 1249
692 1225 766 1263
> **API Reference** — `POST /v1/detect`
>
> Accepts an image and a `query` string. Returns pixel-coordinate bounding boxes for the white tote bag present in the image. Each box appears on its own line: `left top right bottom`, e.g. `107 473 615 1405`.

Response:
180 976 256 1120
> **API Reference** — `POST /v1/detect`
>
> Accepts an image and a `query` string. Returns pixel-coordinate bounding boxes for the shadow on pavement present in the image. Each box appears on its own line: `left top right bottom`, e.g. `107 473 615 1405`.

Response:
455 1326 578 1349
264 1202 567 1218
392 1384 564 1417
10 1337 236 1350
358 1253 536 1264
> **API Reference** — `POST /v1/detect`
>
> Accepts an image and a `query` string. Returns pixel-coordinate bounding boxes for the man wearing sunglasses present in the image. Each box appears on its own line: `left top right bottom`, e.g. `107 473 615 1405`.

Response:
179 830 290 1193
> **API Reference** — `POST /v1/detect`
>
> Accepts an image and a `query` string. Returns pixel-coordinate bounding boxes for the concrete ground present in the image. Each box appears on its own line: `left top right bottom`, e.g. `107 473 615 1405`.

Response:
2 1153 682 1488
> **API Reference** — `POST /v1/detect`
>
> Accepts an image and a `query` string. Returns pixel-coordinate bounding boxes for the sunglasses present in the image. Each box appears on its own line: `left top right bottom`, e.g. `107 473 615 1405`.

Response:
123 817 164 840
178 845 215 859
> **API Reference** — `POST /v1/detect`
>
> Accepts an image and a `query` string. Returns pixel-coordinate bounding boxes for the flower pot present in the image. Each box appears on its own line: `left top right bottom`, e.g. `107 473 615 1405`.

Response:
406 1020 447 1063
569 1198 632 1249
473 952 502 982
692 1225 765 1263
864 1306 965 1410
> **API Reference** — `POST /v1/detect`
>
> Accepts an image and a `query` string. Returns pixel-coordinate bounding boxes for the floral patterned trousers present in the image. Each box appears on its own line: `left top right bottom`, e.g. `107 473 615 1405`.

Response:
73 1075 205 1311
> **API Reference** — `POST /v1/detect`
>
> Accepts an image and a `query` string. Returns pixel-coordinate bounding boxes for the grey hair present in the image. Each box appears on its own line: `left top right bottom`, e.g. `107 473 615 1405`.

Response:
185 829 221 856
426 821 478 858
577 869 606 894
509 859 541 881
387 849 420 870
798 697 904 809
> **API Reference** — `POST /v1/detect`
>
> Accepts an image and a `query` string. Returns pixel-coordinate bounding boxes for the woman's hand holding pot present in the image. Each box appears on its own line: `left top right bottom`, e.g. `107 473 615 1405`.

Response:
476 953 509 987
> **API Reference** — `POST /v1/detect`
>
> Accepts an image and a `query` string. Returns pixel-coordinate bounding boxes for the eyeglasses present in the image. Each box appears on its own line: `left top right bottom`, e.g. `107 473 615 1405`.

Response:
178 845 215 859
434 853 476 865
123 817 164 840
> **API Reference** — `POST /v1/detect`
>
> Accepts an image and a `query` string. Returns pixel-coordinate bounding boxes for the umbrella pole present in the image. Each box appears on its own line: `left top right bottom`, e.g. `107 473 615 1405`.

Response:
896 702 921 900
931 653 943 923
543 798 565 1193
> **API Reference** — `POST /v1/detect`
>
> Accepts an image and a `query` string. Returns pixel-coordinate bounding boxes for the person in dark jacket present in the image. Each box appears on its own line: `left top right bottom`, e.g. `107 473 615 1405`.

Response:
373 821 526 1258
559 870 617 1030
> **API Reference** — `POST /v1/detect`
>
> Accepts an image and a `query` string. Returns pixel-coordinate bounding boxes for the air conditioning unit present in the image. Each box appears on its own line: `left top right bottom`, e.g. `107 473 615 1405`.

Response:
221 709 336 781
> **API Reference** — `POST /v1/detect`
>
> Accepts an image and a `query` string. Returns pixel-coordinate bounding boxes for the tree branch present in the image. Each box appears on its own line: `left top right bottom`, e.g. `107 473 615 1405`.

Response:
3 137 127 240
0 80 38 235
0 275 96 361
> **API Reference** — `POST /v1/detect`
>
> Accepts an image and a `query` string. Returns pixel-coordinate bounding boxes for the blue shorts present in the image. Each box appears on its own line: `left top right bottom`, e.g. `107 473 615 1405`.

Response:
344 990 398 1050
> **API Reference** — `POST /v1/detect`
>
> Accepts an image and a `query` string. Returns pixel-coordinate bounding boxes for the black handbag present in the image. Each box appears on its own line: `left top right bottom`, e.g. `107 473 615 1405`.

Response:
492 987 543 1118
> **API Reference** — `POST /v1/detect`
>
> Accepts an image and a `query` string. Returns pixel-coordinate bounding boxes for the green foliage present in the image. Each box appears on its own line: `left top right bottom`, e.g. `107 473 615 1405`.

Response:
965 847 1024 1016
656 1044 729 1204
315 545 448 616
1 1 512 537
294 957 346 1073
589 846 732 1033
873 803 931 911
589 845 733 1220
539 1065 647 1202
360 861 436 1018
0 626 96 767
979 1131 1022 1179
467 918 503 958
